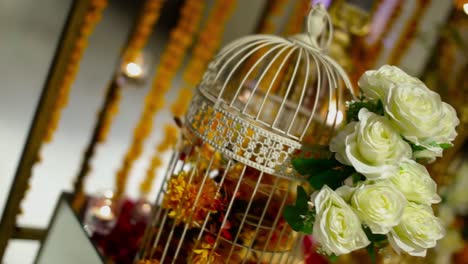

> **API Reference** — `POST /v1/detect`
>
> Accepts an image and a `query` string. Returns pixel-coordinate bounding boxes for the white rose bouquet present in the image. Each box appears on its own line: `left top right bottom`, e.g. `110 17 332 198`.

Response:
284 65 459 262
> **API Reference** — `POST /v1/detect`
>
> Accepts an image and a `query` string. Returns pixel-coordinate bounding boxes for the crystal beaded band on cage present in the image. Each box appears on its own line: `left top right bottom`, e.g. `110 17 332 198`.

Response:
186 89 301 180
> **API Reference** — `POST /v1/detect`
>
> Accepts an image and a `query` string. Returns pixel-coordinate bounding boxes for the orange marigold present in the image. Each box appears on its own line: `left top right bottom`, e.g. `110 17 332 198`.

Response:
137 259 160 264
190 235 225 264
162 171 220 227
191 242 223 264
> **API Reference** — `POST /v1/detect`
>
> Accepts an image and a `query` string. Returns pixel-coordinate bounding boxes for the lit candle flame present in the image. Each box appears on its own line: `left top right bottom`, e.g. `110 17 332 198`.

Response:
93 205 114 221
125 62 144 78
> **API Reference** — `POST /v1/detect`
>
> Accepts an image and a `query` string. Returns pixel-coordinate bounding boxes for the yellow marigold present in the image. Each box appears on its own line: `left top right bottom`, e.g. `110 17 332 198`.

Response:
137 259 159 264
190 238 225 264
191 242 217 264
162 171 220 227
197 143 222 170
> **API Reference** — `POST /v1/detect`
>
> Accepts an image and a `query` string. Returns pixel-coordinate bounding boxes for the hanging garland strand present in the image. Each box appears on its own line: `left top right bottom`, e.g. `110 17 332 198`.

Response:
139 0 237 196
284 0 310 35
253 0 310 96
174 0 237 117
349 0 402 85
256 0 289 34
243 0 288 72
115 0 206 197
97 0 164 143
388 0 430 65
121 0 164 67
71 0 164 210
139 124 178 195
44 0 108 142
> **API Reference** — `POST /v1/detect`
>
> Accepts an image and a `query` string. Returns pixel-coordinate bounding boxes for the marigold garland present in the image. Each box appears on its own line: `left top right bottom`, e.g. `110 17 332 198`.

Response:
162 171 221 228
238 0 289 83
350 0 402 85
139 124 178 194
243 0 307 96
252 2 311 97
171 0 237 117
115 0 206 197
182 0 237 87
388 0 430 65
44 0 108 142
97 0 163 143
71 0 164 211
256 0 289 34
139 0 236 195
122 0 163 65
96 86 121 143
284 0 309 35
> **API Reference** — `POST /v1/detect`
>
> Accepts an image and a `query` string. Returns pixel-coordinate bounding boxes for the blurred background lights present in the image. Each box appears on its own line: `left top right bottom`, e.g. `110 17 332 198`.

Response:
121 52 147 80
124 62 143 78
326 103 344 126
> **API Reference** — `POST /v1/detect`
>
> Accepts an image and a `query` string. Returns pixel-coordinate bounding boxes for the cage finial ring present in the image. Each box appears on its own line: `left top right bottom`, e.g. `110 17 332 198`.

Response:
306 3 333 51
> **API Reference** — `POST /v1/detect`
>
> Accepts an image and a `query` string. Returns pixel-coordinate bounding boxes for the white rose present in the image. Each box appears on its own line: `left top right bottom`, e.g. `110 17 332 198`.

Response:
411 103 459 163
351 181 406 234
412 148 442 164
388 202 445 257
330 108 412 179
358 65 423 100
335 185 355 202
434 102 459 145
329 121 356 166
389 159 441 205
384 83 448 150
313 185 370 256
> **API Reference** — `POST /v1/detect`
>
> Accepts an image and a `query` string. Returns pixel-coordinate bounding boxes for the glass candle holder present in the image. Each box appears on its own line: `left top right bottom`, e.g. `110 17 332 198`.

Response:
130 198 153 224
83 190 122 236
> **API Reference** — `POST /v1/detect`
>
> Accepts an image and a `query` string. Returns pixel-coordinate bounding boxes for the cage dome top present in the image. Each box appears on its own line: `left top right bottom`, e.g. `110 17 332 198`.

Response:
186 4 355 179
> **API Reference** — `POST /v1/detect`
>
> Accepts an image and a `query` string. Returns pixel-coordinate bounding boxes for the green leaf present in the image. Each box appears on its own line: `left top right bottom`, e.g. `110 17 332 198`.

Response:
307 166 354 190
375 99 384 115
283 206 304 231
410 141 453 152
346 99 384 122
410 143 426 152
328 254 338 263
301 213 315 234
283 186 315 234
351 172 365 184
363 226 387 242
439 143 452 149
363 227 388 263
292 157 354 190
463 221 468 240
367 244 376 264
295 185 309 210
292 157 340 175
441 194 448 204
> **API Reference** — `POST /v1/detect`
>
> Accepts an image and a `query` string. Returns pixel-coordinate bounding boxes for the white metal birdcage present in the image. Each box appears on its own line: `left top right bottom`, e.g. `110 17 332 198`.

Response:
137 5 355 264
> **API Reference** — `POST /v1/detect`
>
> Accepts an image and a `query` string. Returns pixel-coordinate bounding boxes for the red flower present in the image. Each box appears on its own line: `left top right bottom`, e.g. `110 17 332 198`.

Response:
91 199 149 264
303 235 328 264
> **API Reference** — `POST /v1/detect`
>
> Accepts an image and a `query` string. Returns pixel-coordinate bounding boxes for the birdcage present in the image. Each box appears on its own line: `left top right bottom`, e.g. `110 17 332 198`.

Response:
137 5 355 264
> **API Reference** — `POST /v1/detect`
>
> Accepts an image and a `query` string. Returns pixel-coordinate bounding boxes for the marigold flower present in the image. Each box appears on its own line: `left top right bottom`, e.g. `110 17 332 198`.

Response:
162 171 221 227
